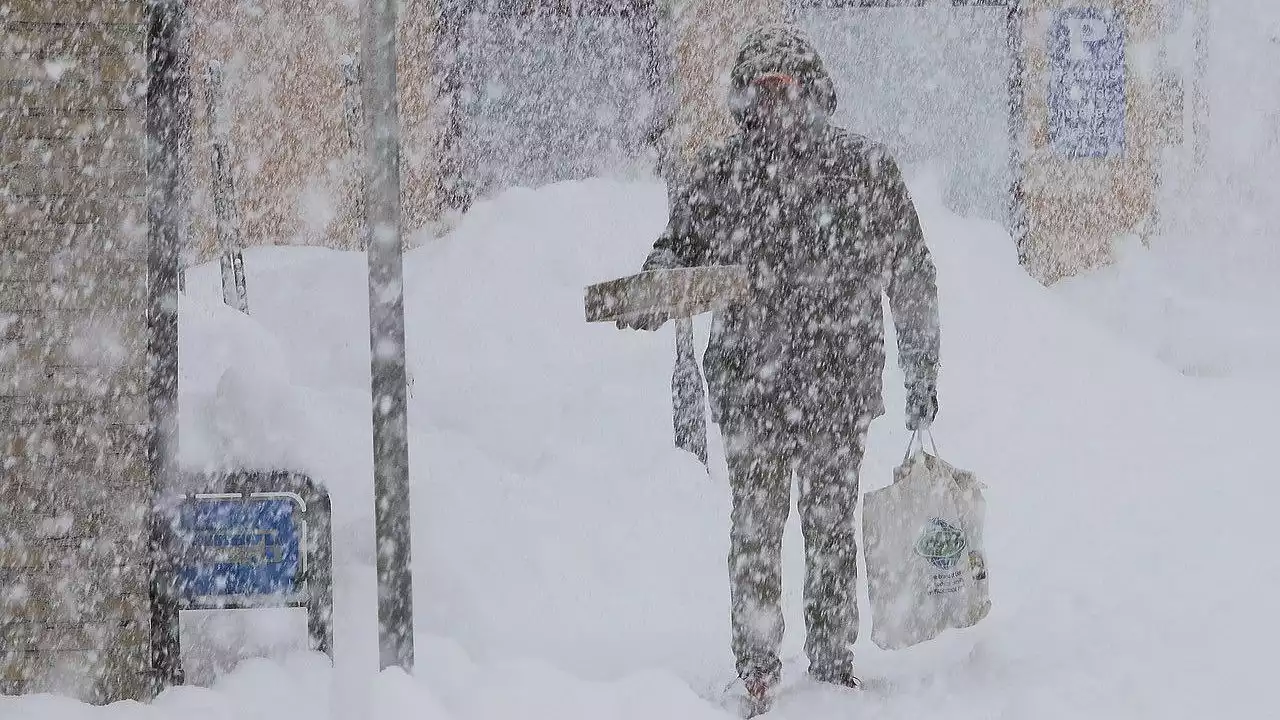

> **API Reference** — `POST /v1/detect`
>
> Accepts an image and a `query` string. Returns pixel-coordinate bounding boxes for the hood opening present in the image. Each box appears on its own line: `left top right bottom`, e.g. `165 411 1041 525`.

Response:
728 24 838 130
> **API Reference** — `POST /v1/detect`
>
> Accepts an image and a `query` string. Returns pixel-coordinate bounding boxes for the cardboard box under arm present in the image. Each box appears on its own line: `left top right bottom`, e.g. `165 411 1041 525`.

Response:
584 266 748 323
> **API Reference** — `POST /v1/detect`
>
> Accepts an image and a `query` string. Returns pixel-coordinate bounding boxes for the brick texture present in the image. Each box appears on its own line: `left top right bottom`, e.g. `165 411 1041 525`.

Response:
0 0 154 703
183 0 450 263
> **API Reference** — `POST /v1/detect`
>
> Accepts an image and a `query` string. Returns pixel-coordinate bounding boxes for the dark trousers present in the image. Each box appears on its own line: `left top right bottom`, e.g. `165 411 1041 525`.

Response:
723 419 869 680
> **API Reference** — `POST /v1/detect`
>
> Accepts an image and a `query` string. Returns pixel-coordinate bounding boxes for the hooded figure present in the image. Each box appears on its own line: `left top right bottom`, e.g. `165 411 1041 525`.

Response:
619 24 940 713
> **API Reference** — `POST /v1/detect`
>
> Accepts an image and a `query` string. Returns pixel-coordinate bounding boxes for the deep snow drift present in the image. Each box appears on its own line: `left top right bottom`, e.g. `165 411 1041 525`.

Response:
5 170 1277 720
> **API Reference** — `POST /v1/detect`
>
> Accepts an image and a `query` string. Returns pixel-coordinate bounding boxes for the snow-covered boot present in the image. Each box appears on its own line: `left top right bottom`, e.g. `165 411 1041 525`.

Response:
809 665 861 691
724 667 780 718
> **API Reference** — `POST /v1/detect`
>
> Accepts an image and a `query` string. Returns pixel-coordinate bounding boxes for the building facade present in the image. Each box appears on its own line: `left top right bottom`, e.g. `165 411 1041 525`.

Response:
1 0 155 701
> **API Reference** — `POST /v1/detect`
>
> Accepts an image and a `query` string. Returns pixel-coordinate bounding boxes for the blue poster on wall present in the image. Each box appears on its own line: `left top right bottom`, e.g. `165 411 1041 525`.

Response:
176 495 303 602
1047 7 1126 158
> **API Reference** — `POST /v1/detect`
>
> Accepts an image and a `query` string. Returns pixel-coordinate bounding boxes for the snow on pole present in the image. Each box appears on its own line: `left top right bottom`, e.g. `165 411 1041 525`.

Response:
205 60 249 314
361 0 416 672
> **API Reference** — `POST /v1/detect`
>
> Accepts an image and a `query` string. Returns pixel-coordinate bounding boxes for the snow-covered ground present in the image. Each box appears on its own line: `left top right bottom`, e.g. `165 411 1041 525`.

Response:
6 167 1278 720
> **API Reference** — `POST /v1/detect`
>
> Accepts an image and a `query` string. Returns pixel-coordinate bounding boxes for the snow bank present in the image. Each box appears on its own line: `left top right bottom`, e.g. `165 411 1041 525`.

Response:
7 166 1277 719
1056 235 1280 378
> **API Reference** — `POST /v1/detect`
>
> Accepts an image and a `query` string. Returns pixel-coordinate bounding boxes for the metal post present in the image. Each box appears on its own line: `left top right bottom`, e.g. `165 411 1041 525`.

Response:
305 483 336 659
1190 0 1210 171
436 3 472 215
340 52 367 249
1005 0 1028 263
206 60 250 314
361 0 415 672
146 0 189 695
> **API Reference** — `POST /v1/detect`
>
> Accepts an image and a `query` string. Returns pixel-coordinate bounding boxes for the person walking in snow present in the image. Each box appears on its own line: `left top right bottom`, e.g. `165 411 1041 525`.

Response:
617 24 940 713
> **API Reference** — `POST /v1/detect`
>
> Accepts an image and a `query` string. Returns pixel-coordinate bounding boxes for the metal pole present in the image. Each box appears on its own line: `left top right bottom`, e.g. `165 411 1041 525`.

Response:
361 0 415 672
205 60 249 314
145 0 189 695
340 52 367 250
435 3 471 215
1190 0 1210 171
1006 0 1029 264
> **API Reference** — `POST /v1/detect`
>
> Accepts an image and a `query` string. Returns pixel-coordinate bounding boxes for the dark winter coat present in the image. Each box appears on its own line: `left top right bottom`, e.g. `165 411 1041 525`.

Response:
642 25 940 438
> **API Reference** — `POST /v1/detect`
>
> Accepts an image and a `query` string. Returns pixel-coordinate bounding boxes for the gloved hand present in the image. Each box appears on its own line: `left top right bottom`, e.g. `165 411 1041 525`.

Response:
615 311 669 332
906 383 938 431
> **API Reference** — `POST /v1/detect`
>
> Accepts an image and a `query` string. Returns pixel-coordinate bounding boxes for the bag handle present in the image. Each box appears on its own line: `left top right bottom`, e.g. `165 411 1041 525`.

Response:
902 427 941 465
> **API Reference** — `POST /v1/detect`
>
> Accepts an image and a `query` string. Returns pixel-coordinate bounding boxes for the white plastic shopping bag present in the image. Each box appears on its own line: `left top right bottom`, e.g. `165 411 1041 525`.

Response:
863 432 991 650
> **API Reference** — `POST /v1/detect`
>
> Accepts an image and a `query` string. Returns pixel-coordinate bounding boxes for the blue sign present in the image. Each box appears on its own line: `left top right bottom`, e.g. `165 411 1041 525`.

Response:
176 495 303 602
1047 8 1126 158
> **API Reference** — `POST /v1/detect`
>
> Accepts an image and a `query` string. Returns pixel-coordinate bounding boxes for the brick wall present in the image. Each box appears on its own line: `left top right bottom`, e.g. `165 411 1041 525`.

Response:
183 0 449 263
1 0 154 703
